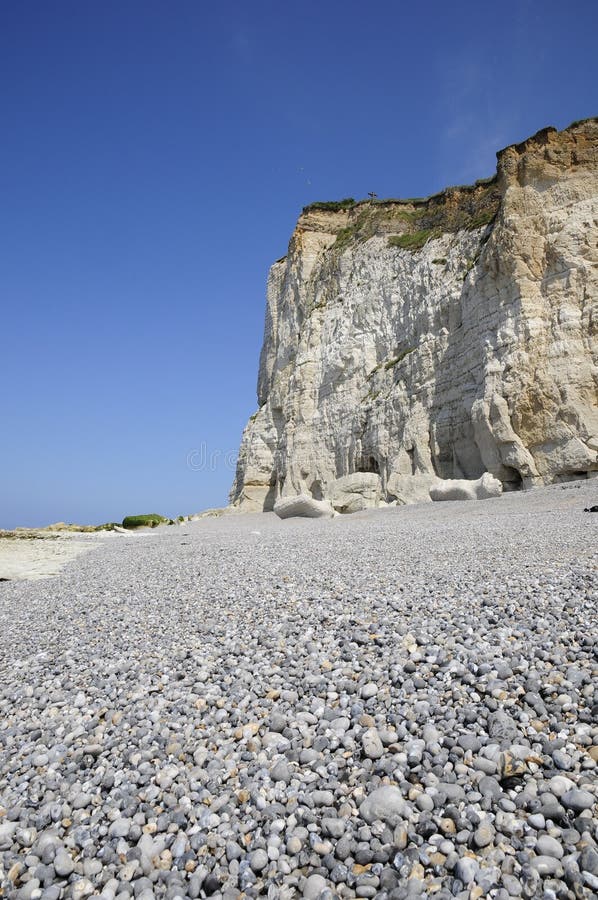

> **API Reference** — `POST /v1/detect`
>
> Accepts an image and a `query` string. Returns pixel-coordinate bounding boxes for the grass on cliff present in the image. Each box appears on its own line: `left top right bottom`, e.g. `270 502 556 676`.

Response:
332 207 419 251
303 198 357 213
388 229 440 251
465 209 497 230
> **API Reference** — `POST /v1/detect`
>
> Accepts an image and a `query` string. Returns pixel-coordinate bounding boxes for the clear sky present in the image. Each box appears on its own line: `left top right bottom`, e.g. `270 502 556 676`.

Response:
1 0 596 528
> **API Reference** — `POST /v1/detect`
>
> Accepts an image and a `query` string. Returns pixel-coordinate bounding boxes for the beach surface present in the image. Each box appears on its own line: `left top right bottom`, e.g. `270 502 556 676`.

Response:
0 531 118 582
0 481 596 898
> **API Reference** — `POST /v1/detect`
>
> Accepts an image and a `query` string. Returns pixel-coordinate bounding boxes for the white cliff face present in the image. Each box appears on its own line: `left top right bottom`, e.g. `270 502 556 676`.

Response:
231 120 598 511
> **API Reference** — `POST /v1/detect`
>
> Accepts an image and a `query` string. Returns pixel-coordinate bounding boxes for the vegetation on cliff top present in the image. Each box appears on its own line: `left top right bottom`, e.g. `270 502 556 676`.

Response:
303 175 499 215
302 198 357 213
301 175 500 253
335 188 499 252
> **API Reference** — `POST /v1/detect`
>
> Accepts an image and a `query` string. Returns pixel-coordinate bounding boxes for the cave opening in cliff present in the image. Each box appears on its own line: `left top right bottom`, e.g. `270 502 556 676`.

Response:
502 466 523 490
406 447 417 475
309 480 324 501
356 456 380 475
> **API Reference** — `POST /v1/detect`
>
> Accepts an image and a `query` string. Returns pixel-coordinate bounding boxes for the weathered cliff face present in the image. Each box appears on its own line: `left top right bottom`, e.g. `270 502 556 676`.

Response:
231 120 598 511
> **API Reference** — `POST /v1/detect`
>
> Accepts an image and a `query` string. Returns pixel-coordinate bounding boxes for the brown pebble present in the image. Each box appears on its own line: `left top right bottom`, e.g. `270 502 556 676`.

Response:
8 862 23 885
439 818 456 835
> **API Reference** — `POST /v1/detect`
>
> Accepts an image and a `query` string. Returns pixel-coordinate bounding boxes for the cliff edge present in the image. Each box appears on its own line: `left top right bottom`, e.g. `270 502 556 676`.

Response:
231 119 598 511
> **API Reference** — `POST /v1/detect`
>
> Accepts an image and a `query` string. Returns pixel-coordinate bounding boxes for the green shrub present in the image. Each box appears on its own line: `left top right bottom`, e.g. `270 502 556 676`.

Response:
432 258 447 265
122 514 169 529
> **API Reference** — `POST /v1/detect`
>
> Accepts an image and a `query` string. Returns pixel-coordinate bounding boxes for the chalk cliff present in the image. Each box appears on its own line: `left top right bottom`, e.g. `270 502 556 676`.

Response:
231 119 598 511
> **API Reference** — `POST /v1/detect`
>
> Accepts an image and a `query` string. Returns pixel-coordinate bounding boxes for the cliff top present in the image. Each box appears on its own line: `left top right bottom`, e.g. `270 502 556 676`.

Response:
291 117 597 253
301 116 597 218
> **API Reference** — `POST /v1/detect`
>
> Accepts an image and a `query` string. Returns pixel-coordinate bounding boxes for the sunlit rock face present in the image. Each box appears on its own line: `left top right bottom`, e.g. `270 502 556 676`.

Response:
231 119 598 511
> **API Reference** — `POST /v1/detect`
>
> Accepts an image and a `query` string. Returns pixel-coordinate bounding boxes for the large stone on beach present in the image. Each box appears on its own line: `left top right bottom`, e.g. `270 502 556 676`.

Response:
487 709 520 745
329 473 382 513
429 472 503 502
386 473 435 505
274 495 335 519
359 785 407 825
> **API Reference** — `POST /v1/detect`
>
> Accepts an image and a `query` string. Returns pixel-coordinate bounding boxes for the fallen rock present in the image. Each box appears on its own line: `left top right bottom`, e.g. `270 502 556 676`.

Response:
386 472 435 505
329 473 382 513
274 495 335 519
429 472 503 502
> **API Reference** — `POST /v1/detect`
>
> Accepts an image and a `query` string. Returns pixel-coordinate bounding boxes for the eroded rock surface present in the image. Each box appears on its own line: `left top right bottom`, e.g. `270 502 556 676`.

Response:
232 120 598 511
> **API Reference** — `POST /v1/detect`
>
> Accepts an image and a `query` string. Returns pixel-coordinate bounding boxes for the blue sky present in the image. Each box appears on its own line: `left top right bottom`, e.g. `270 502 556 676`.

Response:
1 0 596 527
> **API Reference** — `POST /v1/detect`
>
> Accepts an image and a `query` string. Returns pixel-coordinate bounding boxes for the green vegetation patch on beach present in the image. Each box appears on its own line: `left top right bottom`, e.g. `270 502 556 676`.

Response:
122 514 170 529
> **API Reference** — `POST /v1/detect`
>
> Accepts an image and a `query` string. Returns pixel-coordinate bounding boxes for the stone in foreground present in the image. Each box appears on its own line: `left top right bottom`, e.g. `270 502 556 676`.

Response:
359 785 407 825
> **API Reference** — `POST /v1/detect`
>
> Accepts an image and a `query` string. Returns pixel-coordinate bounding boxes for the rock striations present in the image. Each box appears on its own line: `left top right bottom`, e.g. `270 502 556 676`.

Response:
231 120 598 511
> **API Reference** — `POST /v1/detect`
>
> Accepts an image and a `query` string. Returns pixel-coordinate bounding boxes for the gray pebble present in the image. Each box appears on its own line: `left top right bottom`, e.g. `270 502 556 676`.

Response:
473 822 495 848
454 857 478 884
322 817 346 838
535 835 564 859
250 848 268 872
561 789 594 812
361 683 378 700
530 855 564 877
362 728 384 760
53 849 74 877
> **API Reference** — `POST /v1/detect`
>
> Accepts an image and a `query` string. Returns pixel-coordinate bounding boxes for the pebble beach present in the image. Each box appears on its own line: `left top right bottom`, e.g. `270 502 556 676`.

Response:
0 482 597 899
